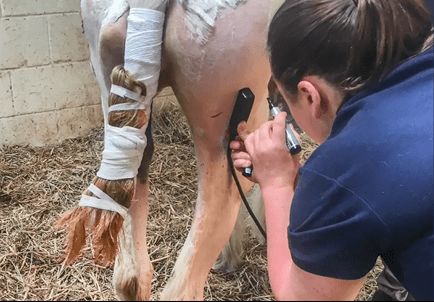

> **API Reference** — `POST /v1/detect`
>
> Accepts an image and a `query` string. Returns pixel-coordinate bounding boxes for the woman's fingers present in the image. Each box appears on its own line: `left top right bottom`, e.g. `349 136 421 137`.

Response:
232 151 251 161
230 140 244 151
233 159 252 169
237 121 250 141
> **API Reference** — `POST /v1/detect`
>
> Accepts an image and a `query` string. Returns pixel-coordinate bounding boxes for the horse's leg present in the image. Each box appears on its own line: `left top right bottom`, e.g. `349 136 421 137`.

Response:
113 124 155 301
212 201 247 273
245 184 267 245
213 184 266 273
160 3 271 298
160 87 269 300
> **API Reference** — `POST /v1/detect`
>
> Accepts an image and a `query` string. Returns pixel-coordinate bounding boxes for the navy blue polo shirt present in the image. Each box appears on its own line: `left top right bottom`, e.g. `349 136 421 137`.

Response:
427 0 434 20
288 48 433 300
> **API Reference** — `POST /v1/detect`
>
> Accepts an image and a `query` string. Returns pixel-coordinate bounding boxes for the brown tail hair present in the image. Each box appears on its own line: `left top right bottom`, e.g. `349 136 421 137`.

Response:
56 66 148 266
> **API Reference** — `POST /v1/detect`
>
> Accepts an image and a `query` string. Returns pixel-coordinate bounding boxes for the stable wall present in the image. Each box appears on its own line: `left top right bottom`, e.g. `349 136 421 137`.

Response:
0 0 101 146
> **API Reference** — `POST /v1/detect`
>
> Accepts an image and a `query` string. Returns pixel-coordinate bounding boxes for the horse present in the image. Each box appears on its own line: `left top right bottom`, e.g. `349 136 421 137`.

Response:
57 0 282 300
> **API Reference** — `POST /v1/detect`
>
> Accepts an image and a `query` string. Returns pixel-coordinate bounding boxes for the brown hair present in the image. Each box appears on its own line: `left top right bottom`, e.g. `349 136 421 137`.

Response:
56 66 148 266
268 0 433 95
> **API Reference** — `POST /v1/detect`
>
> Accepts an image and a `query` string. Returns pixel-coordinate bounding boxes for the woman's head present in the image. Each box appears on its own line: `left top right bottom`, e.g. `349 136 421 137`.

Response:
268 0 432 94
267 0 433 143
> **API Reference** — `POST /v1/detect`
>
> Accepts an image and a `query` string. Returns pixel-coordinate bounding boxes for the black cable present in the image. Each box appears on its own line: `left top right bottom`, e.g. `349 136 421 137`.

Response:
227 147 267 240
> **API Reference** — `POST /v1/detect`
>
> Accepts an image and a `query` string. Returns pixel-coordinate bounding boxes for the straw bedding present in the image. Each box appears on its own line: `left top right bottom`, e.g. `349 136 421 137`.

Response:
0 99 382 300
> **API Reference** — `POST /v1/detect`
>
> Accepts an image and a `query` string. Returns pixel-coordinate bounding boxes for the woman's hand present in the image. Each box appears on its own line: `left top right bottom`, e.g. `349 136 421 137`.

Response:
230 112 300 190
230 134 258 182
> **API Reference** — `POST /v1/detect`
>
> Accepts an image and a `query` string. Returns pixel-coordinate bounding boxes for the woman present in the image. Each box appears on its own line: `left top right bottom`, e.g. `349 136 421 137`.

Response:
231 0 433 300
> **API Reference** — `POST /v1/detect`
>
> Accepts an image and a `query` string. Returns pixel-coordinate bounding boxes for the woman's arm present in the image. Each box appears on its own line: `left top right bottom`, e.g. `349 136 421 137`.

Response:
261 184 365 301
232 112 366 300
260 184 294 299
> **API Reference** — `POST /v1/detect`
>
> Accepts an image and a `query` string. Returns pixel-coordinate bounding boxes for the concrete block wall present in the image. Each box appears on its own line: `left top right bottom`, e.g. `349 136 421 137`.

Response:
0 0 101 146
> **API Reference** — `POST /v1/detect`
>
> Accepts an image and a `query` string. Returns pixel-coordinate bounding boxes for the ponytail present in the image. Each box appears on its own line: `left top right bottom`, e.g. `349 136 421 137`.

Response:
346 0 433 90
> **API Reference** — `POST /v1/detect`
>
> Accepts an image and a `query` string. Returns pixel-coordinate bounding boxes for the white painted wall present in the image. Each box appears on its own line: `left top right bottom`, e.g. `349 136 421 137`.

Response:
0 0 178 146
0 0 102 146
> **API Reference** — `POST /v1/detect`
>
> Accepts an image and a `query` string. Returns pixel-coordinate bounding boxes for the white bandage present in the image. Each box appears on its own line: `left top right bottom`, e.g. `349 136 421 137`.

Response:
110 85 144 103
79 184 129 218
108 85 149 113
97 123 148 180
99 84 150 181
95 8 165 182
124 8 165 106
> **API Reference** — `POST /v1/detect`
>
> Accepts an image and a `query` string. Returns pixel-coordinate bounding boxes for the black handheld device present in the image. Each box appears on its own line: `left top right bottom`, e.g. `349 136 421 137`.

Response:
229 88 255 141
268 99 302 155
229 88 255 177
228 88 267 239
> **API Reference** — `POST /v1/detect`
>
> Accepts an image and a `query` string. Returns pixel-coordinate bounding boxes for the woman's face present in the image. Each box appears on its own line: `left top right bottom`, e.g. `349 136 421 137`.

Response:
275 78 341 144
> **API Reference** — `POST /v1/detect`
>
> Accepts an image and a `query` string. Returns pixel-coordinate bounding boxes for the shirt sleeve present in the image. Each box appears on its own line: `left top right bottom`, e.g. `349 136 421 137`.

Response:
288 167 387 280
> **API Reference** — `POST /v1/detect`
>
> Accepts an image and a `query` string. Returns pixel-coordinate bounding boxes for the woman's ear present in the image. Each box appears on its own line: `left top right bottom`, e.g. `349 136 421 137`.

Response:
297 80 323 119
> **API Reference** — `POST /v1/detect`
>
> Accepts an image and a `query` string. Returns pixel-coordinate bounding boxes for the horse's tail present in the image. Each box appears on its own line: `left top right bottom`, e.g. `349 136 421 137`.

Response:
56 66 147 266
